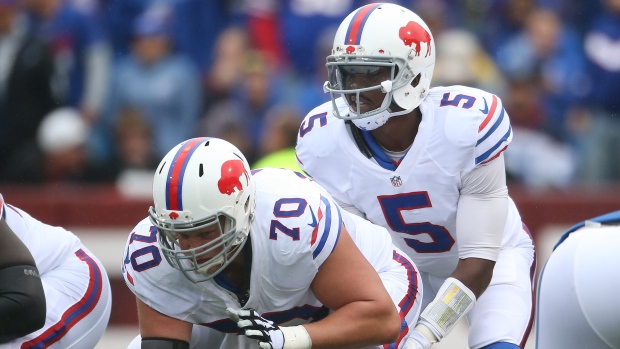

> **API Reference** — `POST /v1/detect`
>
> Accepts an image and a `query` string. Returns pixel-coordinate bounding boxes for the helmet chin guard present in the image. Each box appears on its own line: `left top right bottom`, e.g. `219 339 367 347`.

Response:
324 3 435 130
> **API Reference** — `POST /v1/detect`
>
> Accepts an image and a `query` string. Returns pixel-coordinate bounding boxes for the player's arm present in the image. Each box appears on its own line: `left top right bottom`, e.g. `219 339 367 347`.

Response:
410 155 508 348
305 223 400 348
0 218 46 343
136 297 192 349
452 153 508 296
228 223 400 349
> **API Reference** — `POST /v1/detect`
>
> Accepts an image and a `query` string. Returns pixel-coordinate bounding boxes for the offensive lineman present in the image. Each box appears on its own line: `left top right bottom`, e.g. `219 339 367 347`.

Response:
0 194 111 348
536 210 620 349
122 137 422 349
295 3 535 349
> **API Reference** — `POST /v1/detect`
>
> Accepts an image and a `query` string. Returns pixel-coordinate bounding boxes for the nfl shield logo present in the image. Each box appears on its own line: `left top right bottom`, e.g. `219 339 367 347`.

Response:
390 176 403 187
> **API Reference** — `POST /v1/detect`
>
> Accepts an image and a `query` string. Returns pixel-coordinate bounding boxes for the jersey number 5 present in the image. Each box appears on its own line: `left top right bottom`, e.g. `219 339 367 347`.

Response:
378 192 454 253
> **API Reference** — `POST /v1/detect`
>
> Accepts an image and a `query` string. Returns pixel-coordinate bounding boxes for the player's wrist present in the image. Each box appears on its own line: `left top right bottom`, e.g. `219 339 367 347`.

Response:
419 277 476 340
281 325 312 349
412 322 438 348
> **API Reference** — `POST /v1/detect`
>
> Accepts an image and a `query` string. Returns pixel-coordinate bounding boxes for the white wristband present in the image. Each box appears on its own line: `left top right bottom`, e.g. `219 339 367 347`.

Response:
281 325 312 349
419 277 476 339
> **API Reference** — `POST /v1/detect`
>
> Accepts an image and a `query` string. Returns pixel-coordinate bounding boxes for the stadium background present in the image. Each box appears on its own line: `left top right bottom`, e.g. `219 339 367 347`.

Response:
1 0 619 347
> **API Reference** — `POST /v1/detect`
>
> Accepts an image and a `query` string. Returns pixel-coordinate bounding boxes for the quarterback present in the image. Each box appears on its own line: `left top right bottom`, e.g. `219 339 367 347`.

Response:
295 3 535 349
123 137 422 349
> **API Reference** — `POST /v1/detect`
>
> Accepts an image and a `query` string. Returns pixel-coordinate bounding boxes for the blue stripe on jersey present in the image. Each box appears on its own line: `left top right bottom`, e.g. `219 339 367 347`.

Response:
476 108 505 146
362 130 398 171
475 125 512 164
554 210 620 250
26 249 102 348
313 196 334 259
329 204 343 255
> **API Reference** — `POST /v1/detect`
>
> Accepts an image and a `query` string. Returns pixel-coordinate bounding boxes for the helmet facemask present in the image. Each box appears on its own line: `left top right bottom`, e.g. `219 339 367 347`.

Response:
324 3 436 131
149 206 251 283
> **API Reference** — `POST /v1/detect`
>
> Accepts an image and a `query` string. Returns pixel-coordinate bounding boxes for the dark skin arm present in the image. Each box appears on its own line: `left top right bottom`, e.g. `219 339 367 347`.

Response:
450 258 495 298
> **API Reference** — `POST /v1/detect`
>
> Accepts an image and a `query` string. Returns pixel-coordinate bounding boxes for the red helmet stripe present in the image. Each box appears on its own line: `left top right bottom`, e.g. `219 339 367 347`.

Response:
165 137 208 211
344 3 382 45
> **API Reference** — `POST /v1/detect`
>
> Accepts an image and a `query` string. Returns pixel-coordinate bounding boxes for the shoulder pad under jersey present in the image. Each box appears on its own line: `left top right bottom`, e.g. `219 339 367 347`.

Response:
424 85 512 175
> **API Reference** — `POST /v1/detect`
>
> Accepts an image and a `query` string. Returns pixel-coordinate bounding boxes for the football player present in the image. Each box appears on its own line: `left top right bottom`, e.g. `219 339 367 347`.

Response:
122 137 423 349
295 3 535 349
0 194 111 347
536 210 620 349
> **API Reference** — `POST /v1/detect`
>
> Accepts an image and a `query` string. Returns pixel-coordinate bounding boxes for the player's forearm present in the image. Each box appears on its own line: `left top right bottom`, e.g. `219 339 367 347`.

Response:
450 257 495 298
304 300 400 349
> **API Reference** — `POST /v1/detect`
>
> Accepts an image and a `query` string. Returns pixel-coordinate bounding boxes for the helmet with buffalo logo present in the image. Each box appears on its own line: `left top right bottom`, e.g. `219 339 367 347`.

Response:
149 137 256 282
324 3 435 130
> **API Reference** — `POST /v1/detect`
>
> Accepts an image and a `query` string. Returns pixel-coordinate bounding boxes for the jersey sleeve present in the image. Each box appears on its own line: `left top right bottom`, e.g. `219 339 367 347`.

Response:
295 100 345 177
308 195 343 268
262 172 344 291
122 219 202 318
474 94 512 166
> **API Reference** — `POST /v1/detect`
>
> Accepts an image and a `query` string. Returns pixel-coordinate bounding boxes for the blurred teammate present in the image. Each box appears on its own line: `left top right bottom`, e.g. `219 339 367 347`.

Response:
0 194 111 347
123 137 422 349
295 3 535 349
536 210 620 349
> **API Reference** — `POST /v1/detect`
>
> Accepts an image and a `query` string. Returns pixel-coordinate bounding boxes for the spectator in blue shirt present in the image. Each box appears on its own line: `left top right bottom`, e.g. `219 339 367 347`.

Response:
95 4 201 160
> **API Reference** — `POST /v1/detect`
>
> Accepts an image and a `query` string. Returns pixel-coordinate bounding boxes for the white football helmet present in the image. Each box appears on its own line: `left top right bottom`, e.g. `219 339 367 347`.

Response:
149 137 256 283
324 3 435 130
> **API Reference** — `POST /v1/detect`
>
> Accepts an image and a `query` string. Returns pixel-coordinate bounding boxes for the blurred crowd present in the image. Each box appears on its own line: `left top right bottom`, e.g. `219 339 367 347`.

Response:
0 0 618 191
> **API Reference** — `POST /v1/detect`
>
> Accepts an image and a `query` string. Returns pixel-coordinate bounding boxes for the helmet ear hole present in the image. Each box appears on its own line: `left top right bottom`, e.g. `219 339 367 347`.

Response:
243 196 250 213
411 74 421 88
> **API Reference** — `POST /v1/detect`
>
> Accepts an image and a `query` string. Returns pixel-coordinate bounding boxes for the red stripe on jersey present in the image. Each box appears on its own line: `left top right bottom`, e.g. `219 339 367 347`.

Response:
478 95 498 132
480 145 508 165
310 207 324 246
22 250 102 349
126 271 134 286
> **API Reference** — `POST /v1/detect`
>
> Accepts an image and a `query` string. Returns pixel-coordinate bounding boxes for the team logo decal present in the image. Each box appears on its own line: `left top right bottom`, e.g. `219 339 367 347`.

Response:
390 176 403 187
218 159 250 195
169 212 179 220
399 21 432 57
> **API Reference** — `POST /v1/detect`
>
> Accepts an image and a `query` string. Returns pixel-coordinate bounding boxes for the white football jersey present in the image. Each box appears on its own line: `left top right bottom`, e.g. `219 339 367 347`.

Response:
0 194 82 274
296 85 528 276
122 168 420 348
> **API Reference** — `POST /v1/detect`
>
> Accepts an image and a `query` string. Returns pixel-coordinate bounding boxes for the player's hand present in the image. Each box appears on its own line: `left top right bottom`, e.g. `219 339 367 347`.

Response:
226 308 284 349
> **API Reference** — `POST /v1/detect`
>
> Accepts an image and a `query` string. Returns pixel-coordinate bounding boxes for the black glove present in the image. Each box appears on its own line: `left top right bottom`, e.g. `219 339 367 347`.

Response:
226 308 285 349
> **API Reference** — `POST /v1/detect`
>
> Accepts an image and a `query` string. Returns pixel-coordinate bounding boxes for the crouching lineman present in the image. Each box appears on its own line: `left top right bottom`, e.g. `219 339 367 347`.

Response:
0 194 111 348
536 210 620 349
122 137 423 349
